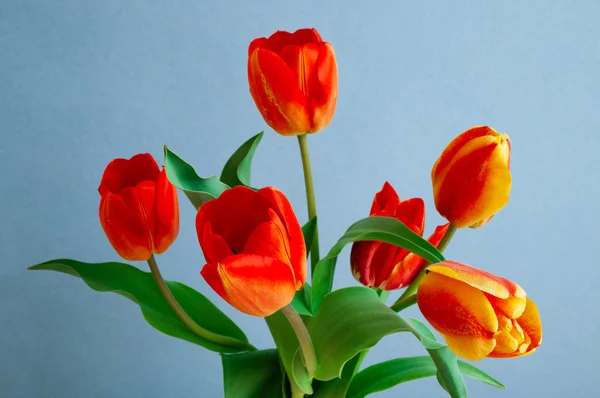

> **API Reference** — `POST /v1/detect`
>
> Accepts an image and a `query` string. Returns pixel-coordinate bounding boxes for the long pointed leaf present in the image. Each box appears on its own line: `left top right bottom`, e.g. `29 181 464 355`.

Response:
28 259 251 353
220 132 264 187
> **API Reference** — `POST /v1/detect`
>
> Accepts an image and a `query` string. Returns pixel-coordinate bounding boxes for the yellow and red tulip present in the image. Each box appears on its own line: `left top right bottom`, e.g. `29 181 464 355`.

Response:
98 153 180 261
247 28 338 136
350 182 449 290
431 126 512 228
417 260 542 361
196 186 306 317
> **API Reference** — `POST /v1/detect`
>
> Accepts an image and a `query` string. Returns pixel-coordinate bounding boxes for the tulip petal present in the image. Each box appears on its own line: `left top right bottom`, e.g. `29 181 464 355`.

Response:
426 261 526 300
257 187 306 288
370 181 401 216
99 193 153 261
418 272 497 360
517 298 542 348
98 153 160 196
199 221 233 264
242 209 294 283
308 42 338 132
432 131 511 228
153 168 179 254
197 186 272 254
484 292 526 319
248 48 310 136
264 29 323 53
381 223 449 290
431 126 496 182
200 254 296 317
394 197 425 236
350 241 383 287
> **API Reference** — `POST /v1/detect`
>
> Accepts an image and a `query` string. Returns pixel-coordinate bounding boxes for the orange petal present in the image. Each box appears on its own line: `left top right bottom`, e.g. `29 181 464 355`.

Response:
308 42 338 132
417 272 498 360
432 130 511 228
485 292 526 319
257 187 306 288
517 297 542 349
99 192 153 261
248 48 310 136
200 254 296 317
426 261 526 300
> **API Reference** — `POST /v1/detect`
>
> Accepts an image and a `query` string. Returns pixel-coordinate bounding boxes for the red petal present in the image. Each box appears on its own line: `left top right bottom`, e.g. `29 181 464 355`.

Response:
153 168 179 254
248 48 310 135
196 186 272 254
200 254 297 317
99 192 153 261
257 187 306 288
98 153 160 196
350 241 382 287
198 220 233 264
266 28 323 53
394 197 425 236
308 42 338 132
370 182 401 216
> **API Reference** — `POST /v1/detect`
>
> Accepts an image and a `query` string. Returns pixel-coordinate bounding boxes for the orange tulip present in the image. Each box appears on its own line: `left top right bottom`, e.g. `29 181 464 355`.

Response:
196 186 306 317
431 126 512 228
417 261 542 361
98 153 179 261
247 28 338 136
350 182 449 290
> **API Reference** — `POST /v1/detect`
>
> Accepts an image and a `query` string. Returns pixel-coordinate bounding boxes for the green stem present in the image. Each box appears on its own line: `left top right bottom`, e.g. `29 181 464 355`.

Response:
290 382 305 398
394 224 458 304
281 304 317 376
297 134 320 273
147 255 256 352
389 294 417 312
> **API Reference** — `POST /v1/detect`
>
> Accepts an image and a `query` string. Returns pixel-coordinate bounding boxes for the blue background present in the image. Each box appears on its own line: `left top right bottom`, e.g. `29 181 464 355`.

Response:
2 1 598 397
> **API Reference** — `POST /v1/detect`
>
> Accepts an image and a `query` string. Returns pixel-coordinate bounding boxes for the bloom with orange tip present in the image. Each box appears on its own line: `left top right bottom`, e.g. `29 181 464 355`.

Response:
350 182 450 290
98 153 179 261
196 186 306 317
247 28 338 136
417 260 542 361
432 126 512 228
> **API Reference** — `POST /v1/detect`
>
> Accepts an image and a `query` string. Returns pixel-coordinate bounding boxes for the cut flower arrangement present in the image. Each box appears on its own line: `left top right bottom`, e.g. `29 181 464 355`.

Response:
29 28 542 398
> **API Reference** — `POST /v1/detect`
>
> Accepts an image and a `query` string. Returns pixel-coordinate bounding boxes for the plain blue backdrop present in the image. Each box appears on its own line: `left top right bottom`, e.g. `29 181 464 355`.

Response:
2 1 598 397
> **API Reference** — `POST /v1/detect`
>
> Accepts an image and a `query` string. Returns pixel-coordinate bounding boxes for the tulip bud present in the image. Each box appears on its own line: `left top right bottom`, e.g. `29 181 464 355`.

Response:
417 261 542 361
196 186 306 317
247 28 338 136
350 182 449 290
98 153 180 261
431 126 512 228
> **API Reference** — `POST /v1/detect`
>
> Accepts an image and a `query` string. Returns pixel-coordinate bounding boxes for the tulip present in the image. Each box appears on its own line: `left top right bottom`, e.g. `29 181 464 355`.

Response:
247 28 338 136
431 126 512 228
197 186 306 317
350 182 450 290
417 261 542 361
98 153 180 261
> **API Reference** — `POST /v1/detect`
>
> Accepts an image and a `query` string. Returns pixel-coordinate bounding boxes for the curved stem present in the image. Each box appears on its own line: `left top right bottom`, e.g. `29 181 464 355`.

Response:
394 224 458 304
297 134 320 273
147 255 256 352
389 294 417 312
281 304 317 376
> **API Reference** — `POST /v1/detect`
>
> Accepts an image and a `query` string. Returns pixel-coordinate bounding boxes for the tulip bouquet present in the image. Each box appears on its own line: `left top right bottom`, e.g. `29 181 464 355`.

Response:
28 28 542 398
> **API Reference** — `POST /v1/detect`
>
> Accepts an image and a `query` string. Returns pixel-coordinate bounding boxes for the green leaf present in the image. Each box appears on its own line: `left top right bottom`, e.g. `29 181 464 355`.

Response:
164 146 230 209
220 132 264 188
222 349 284 398
301 217 318 256
346 356 505 398
265 311 313 395
312 353 362 398
28 259 251 353
312 216 445 313
291 287 312 316
307 287 466 398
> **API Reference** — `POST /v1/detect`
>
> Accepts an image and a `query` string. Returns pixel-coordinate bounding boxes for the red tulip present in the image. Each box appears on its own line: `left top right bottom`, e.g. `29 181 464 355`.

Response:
350 182 449 290
98 153 179 261
248 28 338 136
197 186 306 317
417 261 542 360
432 126 512 228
